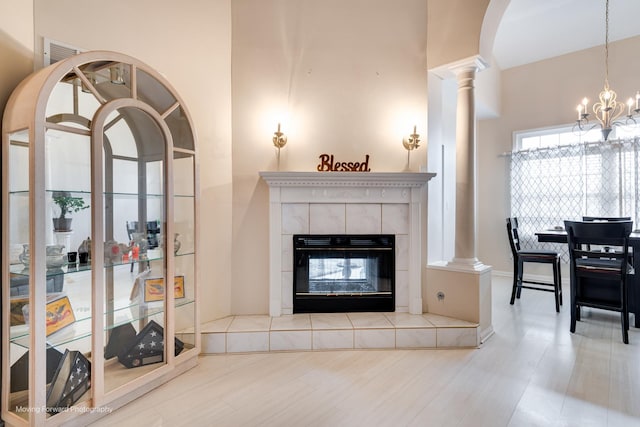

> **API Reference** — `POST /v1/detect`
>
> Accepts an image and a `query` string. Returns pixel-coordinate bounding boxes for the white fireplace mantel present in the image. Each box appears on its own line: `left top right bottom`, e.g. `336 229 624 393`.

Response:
260 171 435 316
260 171 435 188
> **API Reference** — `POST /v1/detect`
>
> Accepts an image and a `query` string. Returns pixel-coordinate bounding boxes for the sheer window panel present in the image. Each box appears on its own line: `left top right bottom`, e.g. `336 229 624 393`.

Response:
509 138 640 262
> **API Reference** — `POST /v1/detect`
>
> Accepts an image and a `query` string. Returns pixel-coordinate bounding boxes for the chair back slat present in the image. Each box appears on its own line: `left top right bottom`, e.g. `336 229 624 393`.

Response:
564 220 632 278
506 217 521 254
572 248 627 261
565 220 632 247
582 216 631 222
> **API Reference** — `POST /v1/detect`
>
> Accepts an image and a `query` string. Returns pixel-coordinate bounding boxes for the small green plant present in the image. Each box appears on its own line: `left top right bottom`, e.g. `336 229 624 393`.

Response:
52 191 90 219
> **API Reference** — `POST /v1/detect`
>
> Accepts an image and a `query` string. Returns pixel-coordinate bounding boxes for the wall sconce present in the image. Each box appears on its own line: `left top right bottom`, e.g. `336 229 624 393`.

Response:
402 125 421 171
272 123 287 170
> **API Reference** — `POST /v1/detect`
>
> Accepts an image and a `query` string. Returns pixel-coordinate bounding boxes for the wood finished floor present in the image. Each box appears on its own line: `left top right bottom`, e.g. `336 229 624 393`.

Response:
90 275 640 427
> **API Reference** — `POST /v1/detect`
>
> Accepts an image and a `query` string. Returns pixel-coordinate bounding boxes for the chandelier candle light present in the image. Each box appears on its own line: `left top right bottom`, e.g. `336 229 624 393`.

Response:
574 0 640 141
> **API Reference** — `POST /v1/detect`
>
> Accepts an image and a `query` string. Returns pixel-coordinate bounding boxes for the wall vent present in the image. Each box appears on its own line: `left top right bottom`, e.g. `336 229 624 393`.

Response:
43 38 85 66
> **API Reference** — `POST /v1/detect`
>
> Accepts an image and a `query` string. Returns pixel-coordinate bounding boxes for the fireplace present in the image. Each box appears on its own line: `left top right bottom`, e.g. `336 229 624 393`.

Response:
260 171 435 316
293 234 395 313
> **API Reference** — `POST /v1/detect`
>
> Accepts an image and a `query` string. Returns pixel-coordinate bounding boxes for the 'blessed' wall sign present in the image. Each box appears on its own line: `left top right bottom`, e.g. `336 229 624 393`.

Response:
316 154 371 172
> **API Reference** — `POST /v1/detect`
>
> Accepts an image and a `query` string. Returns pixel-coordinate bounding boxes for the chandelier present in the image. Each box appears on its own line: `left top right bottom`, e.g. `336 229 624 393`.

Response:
574 0 640 141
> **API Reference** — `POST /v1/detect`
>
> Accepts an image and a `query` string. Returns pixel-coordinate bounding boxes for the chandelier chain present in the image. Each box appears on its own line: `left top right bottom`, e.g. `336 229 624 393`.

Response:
604 0 610 89
572 0 638 141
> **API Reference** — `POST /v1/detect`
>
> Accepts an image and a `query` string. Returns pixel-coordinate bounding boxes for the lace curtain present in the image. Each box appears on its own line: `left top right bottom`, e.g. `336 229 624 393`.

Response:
509 137 640 261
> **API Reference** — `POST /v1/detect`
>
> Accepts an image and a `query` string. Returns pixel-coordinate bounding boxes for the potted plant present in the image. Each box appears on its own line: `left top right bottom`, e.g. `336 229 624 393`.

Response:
52 191 90 232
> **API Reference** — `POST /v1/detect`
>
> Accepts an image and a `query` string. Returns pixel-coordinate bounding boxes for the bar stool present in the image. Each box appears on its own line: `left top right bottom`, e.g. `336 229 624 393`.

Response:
506 217 563 312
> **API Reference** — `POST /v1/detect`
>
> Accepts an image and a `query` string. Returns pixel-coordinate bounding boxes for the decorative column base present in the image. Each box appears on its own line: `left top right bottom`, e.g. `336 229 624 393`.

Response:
426 261 494 344
447 257 487 272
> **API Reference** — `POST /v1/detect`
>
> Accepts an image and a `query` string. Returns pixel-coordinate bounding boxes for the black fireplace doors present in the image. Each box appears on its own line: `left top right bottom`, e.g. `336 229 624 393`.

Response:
293 234 395 313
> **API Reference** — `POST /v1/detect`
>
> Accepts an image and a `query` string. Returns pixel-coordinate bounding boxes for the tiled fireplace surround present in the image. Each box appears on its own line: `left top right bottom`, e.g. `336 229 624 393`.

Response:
262 171 432 316
201 172 480 353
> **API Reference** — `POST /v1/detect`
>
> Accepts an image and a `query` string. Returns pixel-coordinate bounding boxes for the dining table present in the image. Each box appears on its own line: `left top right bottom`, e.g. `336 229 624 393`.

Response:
536 228 640 327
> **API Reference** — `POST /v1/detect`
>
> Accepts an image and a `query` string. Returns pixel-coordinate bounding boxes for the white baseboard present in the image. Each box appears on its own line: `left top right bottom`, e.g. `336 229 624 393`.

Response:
491 269 566 285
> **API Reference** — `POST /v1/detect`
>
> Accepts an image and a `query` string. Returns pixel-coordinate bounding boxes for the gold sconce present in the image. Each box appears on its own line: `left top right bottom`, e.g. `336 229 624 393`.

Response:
402 125 421 171
272 123 288 170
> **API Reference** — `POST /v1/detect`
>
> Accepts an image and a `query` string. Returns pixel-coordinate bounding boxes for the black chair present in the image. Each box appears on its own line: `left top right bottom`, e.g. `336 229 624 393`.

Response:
126 220 160 272
564 220 633 344
146 220 160 249
507 217 563 312
126 220 161 249
126 220 138 241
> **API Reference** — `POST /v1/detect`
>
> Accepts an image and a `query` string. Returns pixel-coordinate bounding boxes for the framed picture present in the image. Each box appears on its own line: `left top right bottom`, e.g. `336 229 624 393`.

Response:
144 276 185 302
45 295 76 336
10 296 29 326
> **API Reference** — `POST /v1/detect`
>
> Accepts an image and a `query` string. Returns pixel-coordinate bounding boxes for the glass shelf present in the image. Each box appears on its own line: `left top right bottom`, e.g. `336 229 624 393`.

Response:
6 189 169 198
105 191 164 198
45 189 92 196
10 263 92 277
104 250 194 269
9 298 195 349
108 298 196 331
7 250 196 278
104 249 164 269
175 251 195 258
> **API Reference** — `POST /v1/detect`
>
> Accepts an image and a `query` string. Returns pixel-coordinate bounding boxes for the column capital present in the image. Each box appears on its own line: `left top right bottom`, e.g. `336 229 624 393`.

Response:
429 54 489 80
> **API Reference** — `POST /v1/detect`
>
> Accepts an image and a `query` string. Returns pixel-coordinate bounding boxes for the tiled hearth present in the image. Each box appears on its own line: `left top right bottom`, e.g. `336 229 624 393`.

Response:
230 171 476 354
201 312 479 354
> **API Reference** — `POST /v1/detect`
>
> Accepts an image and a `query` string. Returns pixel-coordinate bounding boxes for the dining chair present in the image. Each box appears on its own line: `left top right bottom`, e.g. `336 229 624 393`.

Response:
126 220 138 242
146 220 160 249
506 217 563 312
564 220 633 344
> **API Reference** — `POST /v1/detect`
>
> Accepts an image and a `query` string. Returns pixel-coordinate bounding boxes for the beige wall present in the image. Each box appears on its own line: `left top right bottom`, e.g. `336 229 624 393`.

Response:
477 35 640 273
427 0 490 69
31 0 234 322
231 0 429 314
0 0 34 120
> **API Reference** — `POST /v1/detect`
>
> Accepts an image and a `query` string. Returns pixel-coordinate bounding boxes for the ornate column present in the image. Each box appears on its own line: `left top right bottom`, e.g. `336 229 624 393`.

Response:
450 65 482 268
426 55 493 344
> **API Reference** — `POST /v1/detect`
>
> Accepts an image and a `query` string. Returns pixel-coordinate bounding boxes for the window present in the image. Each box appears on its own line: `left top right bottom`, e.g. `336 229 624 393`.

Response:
515 124 605 151
510 124 640 260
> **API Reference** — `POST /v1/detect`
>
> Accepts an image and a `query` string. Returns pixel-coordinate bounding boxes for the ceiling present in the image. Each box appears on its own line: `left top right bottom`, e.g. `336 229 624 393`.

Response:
493 0 640 70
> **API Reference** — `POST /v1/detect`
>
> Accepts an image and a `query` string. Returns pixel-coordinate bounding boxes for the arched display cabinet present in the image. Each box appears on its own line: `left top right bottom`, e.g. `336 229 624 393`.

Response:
2 51 199 426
